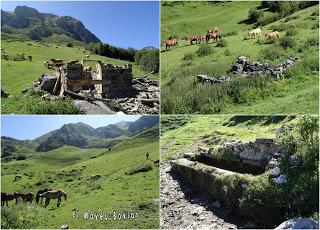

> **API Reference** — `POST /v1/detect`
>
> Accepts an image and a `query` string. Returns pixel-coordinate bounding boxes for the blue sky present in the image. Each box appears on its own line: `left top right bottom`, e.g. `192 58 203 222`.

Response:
1 115 141 140
1 1 159 49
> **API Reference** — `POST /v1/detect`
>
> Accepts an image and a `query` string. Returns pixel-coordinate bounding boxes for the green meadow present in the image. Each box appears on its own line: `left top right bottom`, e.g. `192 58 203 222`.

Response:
160 1 319 114
1 38 155 114
1 128 160 229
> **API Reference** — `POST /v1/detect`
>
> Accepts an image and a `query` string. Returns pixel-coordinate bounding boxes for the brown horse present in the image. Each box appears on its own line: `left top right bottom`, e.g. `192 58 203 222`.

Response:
36 188 52 204
266 31 280 41
164 39 178 50
16 192 34 203
206 32 221 42
197 35 206 43
185 35 199 45
39 189 68 207
1 192 19 206
208 27 219 33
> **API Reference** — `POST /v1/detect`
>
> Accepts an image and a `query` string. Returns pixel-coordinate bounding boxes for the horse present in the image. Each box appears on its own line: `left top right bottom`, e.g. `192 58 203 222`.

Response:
206 32 221 42
185 35 199 45
14 175 22 181
28 55 32 62
20 192 34 203
1 192 19 206
39 189 68 208
164 39 178 50
36 188 52 204
266 31 279 41
248 27 262 38
208 27 219 33
197 35 206 43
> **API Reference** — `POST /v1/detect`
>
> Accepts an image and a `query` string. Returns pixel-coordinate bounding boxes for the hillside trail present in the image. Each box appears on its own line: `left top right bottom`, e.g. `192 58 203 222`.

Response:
160 162 256 229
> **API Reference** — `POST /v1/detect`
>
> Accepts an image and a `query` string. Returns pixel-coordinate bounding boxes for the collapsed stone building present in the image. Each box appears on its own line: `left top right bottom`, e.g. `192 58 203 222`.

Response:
59 61 133 98
35 60 159 114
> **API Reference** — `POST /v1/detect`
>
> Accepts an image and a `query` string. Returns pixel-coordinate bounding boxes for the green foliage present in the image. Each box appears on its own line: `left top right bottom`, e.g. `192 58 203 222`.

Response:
280 36 296 49
16 154 27 160
286 28 298 36
248 8 263 23
183 52 195 61
305 36 319 46
216 39 228 47
1 203 48 229
196 44 213 57
125 162 153 175
135 48 159 73
221 31 238 37
261 45 284 60
66 42 73 47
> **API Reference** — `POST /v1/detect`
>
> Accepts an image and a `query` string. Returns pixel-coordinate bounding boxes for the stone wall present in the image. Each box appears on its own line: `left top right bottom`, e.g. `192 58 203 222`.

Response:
95 63 133 98
219 138 279 166
60 63 83 92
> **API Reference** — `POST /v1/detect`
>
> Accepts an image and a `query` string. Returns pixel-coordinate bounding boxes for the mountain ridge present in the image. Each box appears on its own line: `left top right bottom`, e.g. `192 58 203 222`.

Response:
1 116 159 155
1 5 100 43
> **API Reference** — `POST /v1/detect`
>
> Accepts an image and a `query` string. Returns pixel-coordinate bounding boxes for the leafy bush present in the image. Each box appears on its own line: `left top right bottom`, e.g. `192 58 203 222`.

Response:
305 36 319 46
248 9 263 22
257 13 281 26
261 45 284 60
286 29 298 36
183 52 195 61
311 11 319 16
125 162 153 175
284 15 300 22
196 44 213 57
66 42 73 47
216 39 228 47
221 31 238 37
1 203 48 229
16 154 27 161
280 36 296 49
135 48 159 73
270 23 287 32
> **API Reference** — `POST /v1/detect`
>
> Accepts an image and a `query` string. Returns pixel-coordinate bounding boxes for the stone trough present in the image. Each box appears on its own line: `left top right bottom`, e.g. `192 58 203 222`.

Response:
170 138 282 207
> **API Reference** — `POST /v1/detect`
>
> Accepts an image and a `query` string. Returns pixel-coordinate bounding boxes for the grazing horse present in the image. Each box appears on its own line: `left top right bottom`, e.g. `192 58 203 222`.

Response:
18 192 34 203
208 27 219 33
206 32 221 42
164 39 178 50
36 188 52 204
39 189 68 208
266 31 280 41
185 35 199 45
197 35 206 43
14 175 22 181
1 192 19 206
248 27 262 38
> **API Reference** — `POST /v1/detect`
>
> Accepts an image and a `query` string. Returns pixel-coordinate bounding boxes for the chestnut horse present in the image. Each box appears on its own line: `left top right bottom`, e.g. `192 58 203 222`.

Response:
39 189 68 207
206 32 221 42
1 192 19 206
164 39 178 50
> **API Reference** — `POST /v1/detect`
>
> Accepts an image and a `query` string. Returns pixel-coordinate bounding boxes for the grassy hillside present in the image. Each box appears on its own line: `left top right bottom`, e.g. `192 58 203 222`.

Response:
1 38 152 114
1 127 159 229
161 115 297 159
160 2 319 114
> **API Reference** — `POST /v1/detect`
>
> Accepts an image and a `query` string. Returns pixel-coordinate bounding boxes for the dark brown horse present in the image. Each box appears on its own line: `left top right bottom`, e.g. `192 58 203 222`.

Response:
36 188 52 204
39 189 68 208
206 32 221 42
16 192 34 203
1 192 19 206
164 39 178 50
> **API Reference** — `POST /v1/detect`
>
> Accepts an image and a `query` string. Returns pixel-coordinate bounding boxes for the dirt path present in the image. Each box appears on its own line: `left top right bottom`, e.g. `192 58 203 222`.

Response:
160 162 254 229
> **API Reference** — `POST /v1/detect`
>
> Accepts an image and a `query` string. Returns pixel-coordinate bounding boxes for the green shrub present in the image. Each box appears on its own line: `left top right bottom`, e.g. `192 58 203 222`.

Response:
16 154 27 160
305 36 319 46
286 29 298 36
261 45 284 60
135 48 159 73
284 15 300 22
248 8 264 23
280 36 296 49
221 31 238 37
270 23 286 32
183 52 195 60
196 44 213 57
1 203 48 229
125 162 153 175
311 22 319 30
257 13 281 26
216 39 228 47
66 42 73 47
311 11 319 16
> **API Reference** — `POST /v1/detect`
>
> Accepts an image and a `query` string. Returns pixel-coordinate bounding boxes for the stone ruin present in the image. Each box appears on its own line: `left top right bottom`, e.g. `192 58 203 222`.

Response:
196 56 300 84
33 60 159 114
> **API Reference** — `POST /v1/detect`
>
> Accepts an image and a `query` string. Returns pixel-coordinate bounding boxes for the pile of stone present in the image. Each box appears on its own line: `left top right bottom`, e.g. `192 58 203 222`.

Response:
219 138 279 166
114 78 160 114
229 56 300 78
197 56 299 84
196 75 230 84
